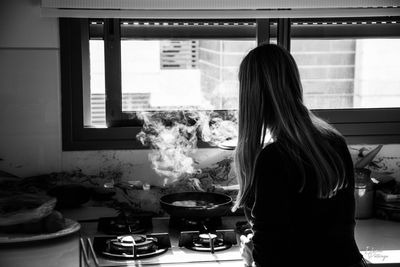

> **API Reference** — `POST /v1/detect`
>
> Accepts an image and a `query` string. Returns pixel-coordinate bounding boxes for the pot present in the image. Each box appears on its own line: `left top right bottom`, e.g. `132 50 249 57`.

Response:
160 192 232 218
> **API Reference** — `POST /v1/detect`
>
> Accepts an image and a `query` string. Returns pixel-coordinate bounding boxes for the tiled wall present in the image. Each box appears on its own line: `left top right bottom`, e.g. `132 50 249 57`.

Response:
59 144 400 186
61 148 234 187
60 144 400 214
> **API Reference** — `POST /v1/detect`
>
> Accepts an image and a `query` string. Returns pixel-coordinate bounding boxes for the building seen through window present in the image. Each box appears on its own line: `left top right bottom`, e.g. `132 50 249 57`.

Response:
292 39 400 110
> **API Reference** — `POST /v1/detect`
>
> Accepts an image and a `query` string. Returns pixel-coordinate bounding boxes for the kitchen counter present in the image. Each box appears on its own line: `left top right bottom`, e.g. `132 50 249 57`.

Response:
73 208 400 266
355 219 400 266
4 206 396 267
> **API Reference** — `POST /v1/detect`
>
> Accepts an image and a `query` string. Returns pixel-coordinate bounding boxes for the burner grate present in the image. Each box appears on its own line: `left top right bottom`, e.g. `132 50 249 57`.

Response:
93 233 171 260
179 229 237 253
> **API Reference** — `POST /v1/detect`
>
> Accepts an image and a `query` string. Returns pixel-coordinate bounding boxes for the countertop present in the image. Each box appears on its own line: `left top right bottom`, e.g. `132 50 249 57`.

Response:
2 206 397 267
64 207 400 266
355 219 400 266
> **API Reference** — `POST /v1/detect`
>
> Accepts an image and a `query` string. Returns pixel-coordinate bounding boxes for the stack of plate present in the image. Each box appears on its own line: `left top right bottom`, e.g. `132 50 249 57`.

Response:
374 190 400 221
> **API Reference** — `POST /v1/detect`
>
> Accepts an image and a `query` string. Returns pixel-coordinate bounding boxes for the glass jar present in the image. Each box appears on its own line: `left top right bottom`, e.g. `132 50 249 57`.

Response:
354 168 374 219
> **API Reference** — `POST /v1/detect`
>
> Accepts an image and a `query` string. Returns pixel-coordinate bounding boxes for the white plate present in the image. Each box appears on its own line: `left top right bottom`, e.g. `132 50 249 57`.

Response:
217 140 237 150
0 218 80 244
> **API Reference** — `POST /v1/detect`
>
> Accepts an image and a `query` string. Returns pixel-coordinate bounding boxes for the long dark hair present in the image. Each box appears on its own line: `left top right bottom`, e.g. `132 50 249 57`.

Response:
233 44 347 211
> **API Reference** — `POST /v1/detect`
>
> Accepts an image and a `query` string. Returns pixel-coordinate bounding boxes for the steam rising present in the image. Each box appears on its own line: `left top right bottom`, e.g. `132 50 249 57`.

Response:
136 110 237 184
199 113 238 146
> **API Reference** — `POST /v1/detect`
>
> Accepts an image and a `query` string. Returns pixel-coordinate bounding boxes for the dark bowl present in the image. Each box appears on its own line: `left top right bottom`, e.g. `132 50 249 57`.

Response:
160 192 232 218
47 184 91 208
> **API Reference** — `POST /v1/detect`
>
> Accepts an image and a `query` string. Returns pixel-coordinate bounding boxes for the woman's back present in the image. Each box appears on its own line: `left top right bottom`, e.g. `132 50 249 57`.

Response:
248 134 363 267
233 44 364 267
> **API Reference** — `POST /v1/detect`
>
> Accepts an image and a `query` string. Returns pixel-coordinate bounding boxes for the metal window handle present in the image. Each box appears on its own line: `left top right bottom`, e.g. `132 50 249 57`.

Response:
108 19 114 36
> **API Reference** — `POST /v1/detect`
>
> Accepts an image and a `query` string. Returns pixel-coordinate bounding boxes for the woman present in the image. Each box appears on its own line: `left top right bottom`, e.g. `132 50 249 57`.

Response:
234 44 366 267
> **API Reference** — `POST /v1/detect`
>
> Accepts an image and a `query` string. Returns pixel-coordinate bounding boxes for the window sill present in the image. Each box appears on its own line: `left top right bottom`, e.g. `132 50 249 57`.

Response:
62 123 400 151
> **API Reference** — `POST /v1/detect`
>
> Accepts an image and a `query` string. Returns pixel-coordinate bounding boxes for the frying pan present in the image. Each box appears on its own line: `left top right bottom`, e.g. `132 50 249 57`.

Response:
160 192 232 218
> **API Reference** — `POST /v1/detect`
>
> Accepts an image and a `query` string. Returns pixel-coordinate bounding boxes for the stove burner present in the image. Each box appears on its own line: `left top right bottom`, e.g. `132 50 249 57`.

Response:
98 215 152 235
193 234 231 252
107 235 157 256
179 230 237 253
93 233 171 260
199 233 217 240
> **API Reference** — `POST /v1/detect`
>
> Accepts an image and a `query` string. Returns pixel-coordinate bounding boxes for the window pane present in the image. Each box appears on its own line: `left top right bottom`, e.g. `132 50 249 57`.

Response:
121 39 256 112
89 40 106 127
292 39 400 109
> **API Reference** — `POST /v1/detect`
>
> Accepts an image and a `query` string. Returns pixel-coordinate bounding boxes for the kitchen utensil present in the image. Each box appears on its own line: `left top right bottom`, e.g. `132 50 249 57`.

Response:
160 192 232 218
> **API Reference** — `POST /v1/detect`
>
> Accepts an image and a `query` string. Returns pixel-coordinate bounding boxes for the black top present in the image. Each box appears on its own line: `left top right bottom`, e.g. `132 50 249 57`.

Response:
245 135 363 267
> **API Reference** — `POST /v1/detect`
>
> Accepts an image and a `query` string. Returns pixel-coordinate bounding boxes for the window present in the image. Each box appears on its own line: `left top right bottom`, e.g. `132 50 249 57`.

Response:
61 19 257 149
288 18 400 144
292 38 400 110
287 18 400 110
89 36 256 128
60 17 400 150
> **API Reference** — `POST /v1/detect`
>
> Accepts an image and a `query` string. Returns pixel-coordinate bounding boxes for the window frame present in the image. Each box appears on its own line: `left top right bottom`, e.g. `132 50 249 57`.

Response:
60 17 400 151
288 17 400 144
98 18 259 128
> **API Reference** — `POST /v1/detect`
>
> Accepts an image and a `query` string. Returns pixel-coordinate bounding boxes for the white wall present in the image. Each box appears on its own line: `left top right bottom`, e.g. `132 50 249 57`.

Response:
0 0 228 186
0 0 61 177
0 0 399 185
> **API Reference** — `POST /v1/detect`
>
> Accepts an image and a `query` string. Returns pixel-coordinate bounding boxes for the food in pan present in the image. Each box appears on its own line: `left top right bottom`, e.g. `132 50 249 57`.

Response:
172 200 215 207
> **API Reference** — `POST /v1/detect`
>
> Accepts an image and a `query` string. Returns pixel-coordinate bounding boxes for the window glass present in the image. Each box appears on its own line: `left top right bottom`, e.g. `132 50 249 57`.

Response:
292 39 400 109
120 39 256 112
88 36 400 127
89 40 106 127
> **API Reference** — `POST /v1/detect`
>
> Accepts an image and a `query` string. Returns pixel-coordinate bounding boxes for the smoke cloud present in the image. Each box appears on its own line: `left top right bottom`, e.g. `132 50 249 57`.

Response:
136 110 237 185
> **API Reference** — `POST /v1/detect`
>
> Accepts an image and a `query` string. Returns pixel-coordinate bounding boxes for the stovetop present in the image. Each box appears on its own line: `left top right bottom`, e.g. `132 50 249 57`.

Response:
79 216 249 266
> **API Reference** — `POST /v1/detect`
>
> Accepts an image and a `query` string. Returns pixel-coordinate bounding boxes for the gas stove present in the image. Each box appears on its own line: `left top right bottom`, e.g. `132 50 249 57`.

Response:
79 216 248 266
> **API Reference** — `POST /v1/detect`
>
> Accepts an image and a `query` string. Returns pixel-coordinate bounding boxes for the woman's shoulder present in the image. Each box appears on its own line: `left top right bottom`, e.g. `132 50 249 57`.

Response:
324 132 349 153
254 142 290 189
257 142 285 165
260 141 280 154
